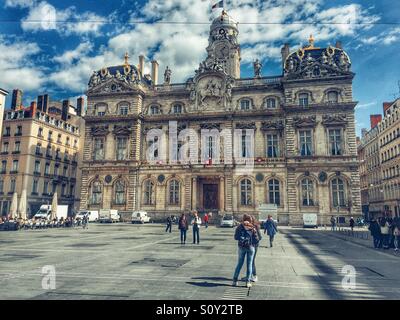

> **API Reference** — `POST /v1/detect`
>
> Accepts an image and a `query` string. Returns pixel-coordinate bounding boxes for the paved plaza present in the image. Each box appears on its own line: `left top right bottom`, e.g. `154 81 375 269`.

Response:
0 223 399 300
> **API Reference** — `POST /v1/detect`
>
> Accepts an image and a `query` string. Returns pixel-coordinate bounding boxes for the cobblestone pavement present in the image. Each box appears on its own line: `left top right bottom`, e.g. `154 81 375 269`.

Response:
0 224 399 300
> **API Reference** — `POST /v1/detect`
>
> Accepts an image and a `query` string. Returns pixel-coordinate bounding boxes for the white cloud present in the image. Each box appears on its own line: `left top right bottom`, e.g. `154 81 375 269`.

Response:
53 42 93 65
355 101 376 110
21 1 107 36
360 27 400 46
4 0 35 8
0 36 45 91
48 0 381 90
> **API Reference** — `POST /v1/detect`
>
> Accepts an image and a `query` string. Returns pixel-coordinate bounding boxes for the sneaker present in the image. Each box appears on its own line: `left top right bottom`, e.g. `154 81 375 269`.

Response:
251 276 258 282
246 282 252 288
232 280 238 287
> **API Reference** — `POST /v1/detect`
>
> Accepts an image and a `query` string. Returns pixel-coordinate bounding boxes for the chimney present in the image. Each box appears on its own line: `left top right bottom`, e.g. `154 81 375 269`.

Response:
30 101 37 117
281 43 290 68
138 55 145 77
37 95 43 111
11 89 23 110
76 97 84 116
370 114 382 129
62 99 69 121
335 41 343 49
151 60 159 86
383 102 392 115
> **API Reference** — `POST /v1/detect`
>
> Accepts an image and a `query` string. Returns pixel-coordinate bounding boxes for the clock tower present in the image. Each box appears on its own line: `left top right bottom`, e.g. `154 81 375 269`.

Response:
207 10 241 79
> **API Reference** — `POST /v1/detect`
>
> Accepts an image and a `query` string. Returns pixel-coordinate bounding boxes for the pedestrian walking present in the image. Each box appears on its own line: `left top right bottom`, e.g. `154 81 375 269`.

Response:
330 216 336 231
178 213 189 244
379 218 390 249
82 214 89 229
165 216 172 233
349 217 355 232
250 215 262 283
191 211 202 244
232 214 259 288
204 212 210 229
394 224 400 252
368 218 381 249
264 215 278 247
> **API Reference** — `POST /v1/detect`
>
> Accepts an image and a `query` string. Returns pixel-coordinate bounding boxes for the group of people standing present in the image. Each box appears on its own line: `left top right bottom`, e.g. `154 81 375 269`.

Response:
368 217 400 251
232 214 277 288
165 211 211 245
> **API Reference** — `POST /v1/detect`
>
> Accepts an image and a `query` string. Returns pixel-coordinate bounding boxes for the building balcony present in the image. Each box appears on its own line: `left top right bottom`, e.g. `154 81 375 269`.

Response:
8 191 15 195
3 134 10 137
72 160 78 165
35 152 43 157
14 133 22 136
33 171 41 176
0 151 8 155
31 192 39 196
46 154 52 159
44 173 52 178
11 151 20 155
55 156 62 161
10 170 18 174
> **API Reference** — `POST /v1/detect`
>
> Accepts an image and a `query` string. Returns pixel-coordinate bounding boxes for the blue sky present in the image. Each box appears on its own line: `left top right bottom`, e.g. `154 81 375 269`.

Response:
0 0 399 135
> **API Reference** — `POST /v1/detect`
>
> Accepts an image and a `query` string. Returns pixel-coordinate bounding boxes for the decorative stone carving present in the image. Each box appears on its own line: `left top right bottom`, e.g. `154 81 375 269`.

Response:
164 66 172 85
88 65 140 90
322 114 347 126
261 120 284 131
91 126 109 136
236 122 256 130
113 125 132 136
292 115 317 128
200 123 221 130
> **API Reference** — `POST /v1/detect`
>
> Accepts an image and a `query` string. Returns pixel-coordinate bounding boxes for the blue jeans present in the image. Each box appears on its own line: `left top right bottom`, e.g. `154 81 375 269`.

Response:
193 226 200 243
233 246 255 282
180 229 187 243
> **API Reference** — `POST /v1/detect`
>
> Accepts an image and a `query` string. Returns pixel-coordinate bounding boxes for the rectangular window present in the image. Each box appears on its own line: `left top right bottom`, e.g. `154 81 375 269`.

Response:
43 181 49 194
61 184 66 196
10 179 16 193
0 180 3 193
35 143 41 155
57 134 62 143
12 160 18 172
266 134 280 158
63 166 68 176
1 161 6 172
54 164 59 176
14 141 20 152
2 142 9 153
119 106 129 115
93 138 104 160
34 161 40 173
240 100 251 110
329 129 342 156
38 128 43 137
97 106 106 116
116 137 127 160
240 131 253 158
16 126 22 135
4 127 10 136
48 131 52 141
44 163 50 175
299 130 313 156
299 93 309 107
32 180 38 193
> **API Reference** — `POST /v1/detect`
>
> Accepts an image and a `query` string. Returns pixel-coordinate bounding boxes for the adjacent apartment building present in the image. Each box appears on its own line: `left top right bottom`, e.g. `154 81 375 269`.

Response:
0 90 85 217
358 98 400 218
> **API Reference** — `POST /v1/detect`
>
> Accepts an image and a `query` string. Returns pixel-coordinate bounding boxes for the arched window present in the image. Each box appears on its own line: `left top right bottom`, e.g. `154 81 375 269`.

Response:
114 180 126 205
119 103 129 115
91 180 102 205
268 179 280 205
299 93 309 107
169 180 180 205
327 91 339 103
301 178 314 206
240 179 252 205
331 178 346 207
172 104 182 114
143 180 155 205
265 98 276 109
240 99 251 110
150 105 160 115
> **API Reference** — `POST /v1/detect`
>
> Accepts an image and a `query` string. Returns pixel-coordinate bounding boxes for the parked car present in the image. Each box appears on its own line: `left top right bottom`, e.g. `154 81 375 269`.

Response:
220 214 235 228
131 211 151 224
76 210 99 222
99 209 120 223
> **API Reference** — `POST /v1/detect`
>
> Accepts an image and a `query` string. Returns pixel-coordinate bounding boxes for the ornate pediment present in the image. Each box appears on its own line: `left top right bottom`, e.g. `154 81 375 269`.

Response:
143 125 163 134
88 78 137 95
322 114 347 126
200 123 221 130
113 125 132 136
91 125 109 136
261 120 284 131
88 64 141 91
292 115 317 128
284 46 352 80
236 122 256 130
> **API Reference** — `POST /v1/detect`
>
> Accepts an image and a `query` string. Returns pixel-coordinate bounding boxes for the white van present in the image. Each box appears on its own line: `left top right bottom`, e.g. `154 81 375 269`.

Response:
76 210 99 222
131 211 151 224
303 213 318 228
34 204 68 220
99 209 120 223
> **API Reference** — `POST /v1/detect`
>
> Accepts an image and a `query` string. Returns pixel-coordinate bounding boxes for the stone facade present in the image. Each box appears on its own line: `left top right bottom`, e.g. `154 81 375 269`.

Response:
80 11 361 225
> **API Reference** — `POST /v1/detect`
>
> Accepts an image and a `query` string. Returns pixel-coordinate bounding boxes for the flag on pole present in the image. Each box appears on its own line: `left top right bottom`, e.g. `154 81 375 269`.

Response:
212 0 224 10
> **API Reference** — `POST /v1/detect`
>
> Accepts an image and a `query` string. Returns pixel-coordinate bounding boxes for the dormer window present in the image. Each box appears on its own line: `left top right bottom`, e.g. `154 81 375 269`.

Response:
119 104 129 115
299 93 309 107
240 99 251 110
173 104 182 114
265 98 276 109
327 91 339 103
150 105 160 115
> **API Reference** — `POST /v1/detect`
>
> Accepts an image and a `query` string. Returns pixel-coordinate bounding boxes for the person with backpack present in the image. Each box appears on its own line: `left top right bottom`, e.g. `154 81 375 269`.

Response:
178 213 189 245
191 211 202 244
232 214 259 288
165 215 172 233
264 215 278 247
330 216 336 231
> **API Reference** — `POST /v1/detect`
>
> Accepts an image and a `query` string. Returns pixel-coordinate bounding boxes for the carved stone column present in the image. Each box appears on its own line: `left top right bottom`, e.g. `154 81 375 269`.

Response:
192 176 197 211
219 176 225 212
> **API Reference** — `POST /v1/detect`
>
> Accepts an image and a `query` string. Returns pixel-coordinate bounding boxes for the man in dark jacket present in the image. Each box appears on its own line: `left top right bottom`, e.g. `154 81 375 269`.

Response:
165 216 172 233
264 215 278 247
368 219 381 249
349 217 355 232
178 213 189 244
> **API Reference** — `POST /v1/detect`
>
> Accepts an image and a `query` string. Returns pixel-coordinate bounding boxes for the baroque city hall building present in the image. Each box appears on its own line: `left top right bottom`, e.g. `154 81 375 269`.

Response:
80 10 361 225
